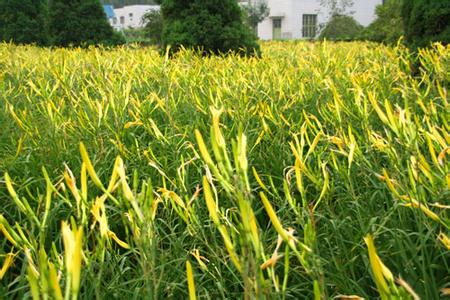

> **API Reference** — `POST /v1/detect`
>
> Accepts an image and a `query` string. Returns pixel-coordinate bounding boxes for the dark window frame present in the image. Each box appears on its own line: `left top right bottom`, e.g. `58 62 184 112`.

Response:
302 14 317 38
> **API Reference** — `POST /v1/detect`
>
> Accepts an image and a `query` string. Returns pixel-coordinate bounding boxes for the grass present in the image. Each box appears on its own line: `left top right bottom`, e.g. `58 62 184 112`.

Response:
0 41 449 299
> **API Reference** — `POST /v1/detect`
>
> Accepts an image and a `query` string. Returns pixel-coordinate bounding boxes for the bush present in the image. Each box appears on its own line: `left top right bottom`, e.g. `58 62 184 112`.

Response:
142 9 163 45
0 0 48 45
402 0 450 49
319 15 364 41
160 0 260 56
121 28 156 46
363 0 403 44
48 0 125 47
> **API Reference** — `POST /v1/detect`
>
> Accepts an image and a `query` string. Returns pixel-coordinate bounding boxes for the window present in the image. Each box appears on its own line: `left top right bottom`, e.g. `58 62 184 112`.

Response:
113 17 117 25
272 18 282 40
302 14 317 38
129 13 133 17
120 16 125 24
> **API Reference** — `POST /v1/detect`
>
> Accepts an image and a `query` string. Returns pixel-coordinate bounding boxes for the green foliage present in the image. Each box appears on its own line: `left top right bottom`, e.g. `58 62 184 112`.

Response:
363 0 403 44
402 0 450 49
1 42 449 299
0 0 48 45
142 9 163 45
243 1 269 32
319 14 363 40
122 28 152 44
48 0 125 47
160 0 260 56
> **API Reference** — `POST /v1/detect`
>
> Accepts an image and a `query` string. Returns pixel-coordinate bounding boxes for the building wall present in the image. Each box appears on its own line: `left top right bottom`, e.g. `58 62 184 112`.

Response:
107 17 123 31
113 5 159 29
257 0 382 40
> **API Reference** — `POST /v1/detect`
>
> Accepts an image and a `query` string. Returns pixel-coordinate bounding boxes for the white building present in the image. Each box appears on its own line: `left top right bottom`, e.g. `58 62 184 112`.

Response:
244 0 383 40
112 5 160 29
103 5 123 31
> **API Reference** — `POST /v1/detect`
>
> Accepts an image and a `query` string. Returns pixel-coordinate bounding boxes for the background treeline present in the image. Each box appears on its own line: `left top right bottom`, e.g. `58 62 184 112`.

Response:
100 0 157 8
318 0 449 49
0 0 125 47
0 0 448 51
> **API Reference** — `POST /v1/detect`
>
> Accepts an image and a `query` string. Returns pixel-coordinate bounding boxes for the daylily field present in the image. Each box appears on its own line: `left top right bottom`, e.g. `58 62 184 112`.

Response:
0 42 449 299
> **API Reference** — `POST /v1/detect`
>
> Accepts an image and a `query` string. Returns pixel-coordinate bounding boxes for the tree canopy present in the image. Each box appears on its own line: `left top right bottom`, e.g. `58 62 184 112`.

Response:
319 15 363 40
49 0 124 47
243 1 270 32
363 0 403 44
0 0 48 45
160 0 260 56
143 9 163 45
320 0 354 18
402 0 450 49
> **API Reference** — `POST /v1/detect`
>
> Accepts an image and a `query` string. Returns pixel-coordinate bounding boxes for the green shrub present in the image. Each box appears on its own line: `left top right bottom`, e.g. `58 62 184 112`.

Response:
402 0 450 49
160 0 260 56
48 0 125 47
142 9 163 45
0 0 48 45
363 0 403 44
319 15 364 41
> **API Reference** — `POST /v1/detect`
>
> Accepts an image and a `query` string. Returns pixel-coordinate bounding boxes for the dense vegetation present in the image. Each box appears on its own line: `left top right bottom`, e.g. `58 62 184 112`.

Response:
49 0 124 47
402 0 450 49
0 0 123 47
142 9 163 45
160 0 259 55
319 15 363 40
363 0 403 44
0 0 48 45
1 42 449 299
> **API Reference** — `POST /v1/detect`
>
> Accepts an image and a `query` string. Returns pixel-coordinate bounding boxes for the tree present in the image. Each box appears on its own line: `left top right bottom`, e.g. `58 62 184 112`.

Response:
0 0 48 45
48 0 125 47
319 15 363 40
243 0 269 34
363 0 403 44
142 9 163 45
319 0 354 18
402 0 450 49
160 0 260 56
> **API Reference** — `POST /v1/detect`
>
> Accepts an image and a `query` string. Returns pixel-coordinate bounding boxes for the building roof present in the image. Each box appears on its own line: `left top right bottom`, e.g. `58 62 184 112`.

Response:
103 5 115 19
